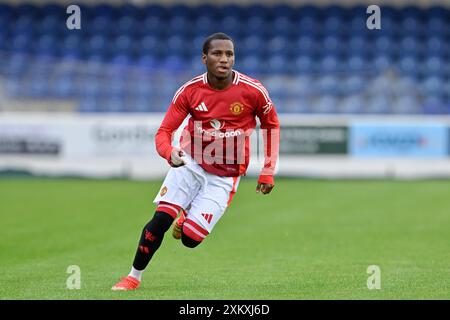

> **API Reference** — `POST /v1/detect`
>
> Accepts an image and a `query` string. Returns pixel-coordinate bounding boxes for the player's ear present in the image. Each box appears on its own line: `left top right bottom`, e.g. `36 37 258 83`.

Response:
201 53 207 65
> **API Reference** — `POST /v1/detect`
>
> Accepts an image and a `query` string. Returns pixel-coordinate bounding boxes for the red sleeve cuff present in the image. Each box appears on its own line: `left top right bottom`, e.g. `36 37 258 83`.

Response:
164 147 173 162
258 175 274 185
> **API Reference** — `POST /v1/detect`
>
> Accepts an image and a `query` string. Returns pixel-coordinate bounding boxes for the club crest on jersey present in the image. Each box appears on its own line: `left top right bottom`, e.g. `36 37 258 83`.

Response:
210 119 224 130
230 102 244 115
160 186 168 196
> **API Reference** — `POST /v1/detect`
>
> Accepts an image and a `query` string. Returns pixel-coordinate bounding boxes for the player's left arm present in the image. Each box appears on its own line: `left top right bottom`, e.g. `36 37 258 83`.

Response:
254 85 280 195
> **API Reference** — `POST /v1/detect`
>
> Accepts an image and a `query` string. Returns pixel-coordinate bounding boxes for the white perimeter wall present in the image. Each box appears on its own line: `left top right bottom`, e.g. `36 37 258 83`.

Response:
1 113 449 180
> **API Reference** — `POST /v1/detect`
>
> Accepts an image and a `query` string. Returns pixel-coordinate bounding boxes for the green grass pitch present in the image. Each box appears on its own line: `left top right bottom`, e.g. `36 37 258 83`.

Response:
1 177 449 299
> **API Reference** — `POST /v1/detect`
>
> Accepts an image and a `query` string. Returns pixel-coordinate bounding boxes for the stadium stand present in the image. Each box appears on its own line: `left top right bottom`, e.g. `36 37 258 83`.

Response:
0 2 449 114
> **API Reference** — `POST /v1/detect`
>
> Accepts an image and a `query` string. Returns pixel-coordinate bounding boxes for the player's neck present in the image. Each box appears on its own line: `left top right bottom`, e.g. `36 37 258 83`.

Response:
206 71 234 90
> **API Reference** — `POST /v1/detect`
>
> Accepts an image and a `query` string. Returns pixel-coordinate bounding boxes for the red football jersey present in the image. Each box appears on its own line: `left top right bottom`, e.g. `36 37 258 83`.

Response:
155 70 280 185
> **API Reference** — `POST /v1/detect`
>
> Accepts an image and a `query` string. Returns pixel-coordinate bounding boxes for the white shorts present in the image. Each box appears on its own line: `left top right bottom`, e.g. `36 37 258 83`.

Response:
153 155 240 234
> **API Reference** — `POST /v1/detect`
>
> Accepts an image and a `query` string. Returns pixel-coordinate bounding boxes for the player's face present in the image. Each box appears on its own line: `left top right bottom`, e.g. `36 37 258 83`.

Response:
202 39 235 79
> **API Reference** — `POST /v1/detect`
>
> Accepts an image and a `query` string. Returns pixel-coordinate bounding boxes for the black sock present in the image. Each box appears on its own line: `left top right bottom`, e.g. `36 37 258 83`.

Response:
132 211 174 270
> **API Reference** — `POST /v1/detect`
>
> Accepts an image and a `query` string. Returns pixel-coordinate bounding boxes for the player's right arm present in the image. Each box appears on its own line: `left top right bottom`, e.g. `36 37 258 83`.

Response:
155 89 190 167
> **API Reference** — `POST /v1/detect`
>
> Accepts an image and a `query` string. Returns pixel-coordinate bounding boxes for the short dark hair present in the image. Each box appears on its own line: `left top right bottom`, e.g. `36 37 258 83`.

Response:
202 32 234 54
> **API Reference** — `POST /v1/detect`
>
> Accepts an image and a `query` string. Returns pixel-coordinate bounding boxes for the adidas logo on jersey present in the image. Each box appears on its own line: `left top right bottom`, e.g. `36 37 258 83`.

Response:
201 213 213 224
195 102 208 112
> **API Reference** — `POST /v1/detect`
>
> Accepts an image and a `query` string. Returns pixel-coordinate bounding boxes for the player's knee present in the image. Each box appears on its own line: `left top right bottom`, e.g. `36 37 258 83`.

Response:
145 211 174 234
181 233 202 248
156 201 182 220
181 219 208 248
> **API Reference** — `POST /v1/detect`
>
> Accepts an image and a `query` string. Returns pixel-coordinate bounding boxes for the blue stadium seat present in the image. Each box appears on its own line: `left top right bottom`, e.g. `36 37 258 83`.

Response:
53 75 76 98
264 55 287 74
192 4 218 19
241 16 266 36
115 15 139 36
266 36 288 56
167 16 192 36
402 5 423 20
2 2 449 115
345 36 369 57
395 76 418 95
169 4 192 19
345 56 367 74
34 35 58 56
137 54 158 71
78 96 99 113
37 15 63 36
297 4 320 19
114 35 133 56
271 4 295 19
283 76 313 99
373 36 395 58
239 55 260 74
318 55 340 74
0 3 13 16
218 4 244 19
315 95 339 114
282 98 310 113
426 5 449 19
424 17 447 37
338 95 364 114
341 75 365 95
11 34 34 53
348 16 370 37
263 76 285 97
394 94 421 114
245 4 269 19
398 56 420 77
365 96 391 114
399 17 424 38
117 3 141 19
13 15 35 35
91 3 116 19
380 5 402 21
399 36 421 58
0 30 8 50
162 55 185 73
321 36 345 57
192 16 216 35
101 96 126 113
139 16 164 36
14 3 37 18
272 17 295 37
421 76 444 97
5 76 22 97
423 56 445 77
372 55 393 72
426 37 447 57
292 36 317 57
422 97 447 115
296 16 321 37
87 16 113 37
322 16 345 37
293 55 315 74
3 53 26 75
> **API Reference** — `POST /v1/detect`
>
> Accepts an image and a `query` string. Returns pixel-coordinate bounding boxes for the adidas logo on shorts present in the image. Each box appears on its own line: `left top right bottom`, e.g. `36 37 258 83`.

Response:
201 213 213 224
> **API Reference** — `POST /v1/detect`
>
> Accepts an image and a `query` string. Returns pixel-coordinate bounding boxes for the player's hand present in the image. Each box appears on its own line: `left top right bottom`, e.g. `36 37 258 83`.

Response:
256 183 274 195
169 147 186 167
